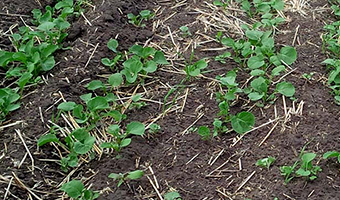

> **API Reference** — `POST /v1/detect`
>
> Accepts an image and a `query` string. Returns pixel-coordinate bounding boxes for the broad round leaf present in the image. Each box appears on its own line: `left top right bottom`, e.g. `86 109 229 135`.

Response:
301 153 316 163
108 173 121 180
7 103 20 112
74 136 95 154
108 73 123 87
220 70 237 86
250 69 265 76
60 180 84 198
142 47 156 58
164 192 181 200
144 60 157 73
198 126 211 140
101 58 113 67
248 92 264 101
271 65 285 76
278 46 297 65
38 134 59 146
153 51 169 64
37 22 55 32
121 138 132 147
140 10 151 17
87 96 109 111
323 151 340 159
80 93 92 103
86 80 105 91
195 59 208 69
72 128 90 142
126 121 145 136
57 102 76 111
42 56 56 71
247 56 265 69
296 168 310 176
107 39 119 53
276 82 295 97
251 77 268 93
127 170 144 180
245 30 263 41
231 111 255 134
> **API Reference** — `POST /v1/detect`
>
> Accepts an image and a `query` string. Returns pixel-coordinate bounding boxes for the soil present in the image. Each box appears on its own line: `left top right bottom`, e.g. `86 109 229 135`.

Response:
1 0 340 200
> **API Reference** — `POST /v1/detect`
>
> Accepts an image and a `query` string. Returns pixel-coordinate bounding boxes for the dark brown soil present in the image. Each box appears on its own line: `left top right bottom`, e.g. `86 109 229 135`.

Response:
1 0 340 199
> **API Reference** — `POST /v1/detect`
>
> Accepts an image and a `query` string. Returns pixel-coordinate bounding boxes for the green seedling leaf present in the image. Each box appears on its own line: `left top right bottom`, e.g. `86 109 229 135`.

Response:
323 151 340 159
149 123 161 134
0 51 14 67
276 82 295 97
129 45 143 57
101 58 113 67
296 168 311 176
213 0 224 6
215 52 231 63
197 126 211 140
126 121 145 136
250 69 265 76
58 102 76 111
271 65 285 76
80 93 92 103
17 72 33 90
38 134 60 146
107 39 119 53
74 137 95 154
105 93 117 102
6 103 21 112
186 59 208 77
231 111 255 134
144 60 157 73
142 47 156 58
140 10 151 18
280 165 296 184
87 96 109 111
100 142 118 149
121 58 143 83
72 128 91 141
60 180 84 198
256 156 276 169
42 56 56 71
221 37 234 47
108 173 121 180
153 51 169 64
108 73 123 87
251 77 268 93
179 26 191 36
104 110 125 122
278 46 297 65
72 128 95 154
86 80 105 91
73 105 87 123
248 56 265 69
248 92 264 101
220 70 237 86
132 94 142 102
164 191 182 200
55 0 73 9
126 170 144 180
107 124 120 136
272 0 285 10
37 22 55 32
301 153 316 164
246 30 263 41
84 190 99 200
121 138 132 147
41 44 58 58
